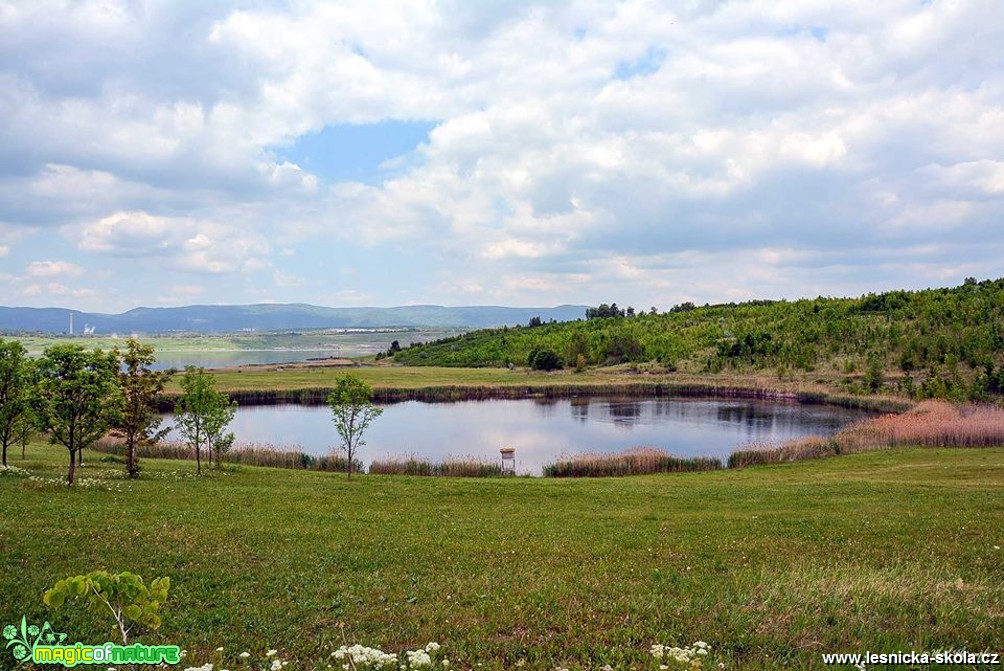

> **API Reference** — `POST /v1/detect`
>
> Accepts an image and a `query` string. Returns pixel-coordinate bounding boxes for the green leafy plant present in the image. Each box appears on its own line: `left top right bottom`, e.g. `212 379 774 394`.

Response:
32 345 124 485
112 339 174 478
174 366 237 475
43 571 170 645
0 338 32 468
327 375 382 479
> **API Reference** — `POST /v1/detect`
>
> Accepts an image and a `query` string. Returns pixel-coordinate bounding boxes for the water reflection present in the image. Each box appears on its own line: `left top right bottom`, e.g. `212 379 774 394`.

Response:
164 397 875 476
605 400 642 427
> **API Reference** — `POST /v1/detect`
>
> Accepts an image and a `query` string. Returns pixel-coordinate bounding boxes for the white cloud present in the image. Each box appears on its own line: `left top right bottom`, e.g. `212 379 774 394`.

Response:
0 245 8 257
1 1 1003 309
272 270 305 287
26 260 84 277
73 211 270 274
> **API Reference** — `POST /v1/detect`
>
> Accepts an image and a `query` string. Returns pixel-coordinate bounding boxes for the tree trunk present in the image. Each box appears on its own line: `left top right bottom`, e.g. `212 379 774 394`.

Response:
126 441 139 478
67 449 76 485
2 443 6 468
196 444 201 475
77 447 83 467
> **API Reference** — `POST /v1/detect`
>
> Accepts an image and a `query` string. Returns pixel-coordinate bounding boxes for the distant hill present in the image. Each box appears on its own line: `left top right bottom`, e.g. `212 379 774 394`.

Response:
393 278 1004 401
0 303 590 334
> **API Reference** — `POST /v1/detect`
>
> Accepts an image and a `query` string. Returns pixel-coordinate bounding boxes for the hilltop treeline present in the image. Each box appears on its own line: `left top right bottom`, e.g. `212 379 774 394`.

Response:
393 278 1004 401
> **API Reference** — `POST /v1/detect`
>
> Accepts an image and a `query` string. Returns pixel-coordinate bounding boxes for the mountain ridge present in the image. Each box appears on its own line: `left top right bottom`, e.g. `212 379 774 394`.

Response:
0 303 590 333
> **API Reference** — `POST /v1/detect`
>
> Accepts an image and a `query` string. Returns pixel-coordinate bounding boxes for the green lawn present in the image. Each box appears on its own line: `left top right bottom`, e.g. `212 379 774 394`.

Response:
1 444 1001 670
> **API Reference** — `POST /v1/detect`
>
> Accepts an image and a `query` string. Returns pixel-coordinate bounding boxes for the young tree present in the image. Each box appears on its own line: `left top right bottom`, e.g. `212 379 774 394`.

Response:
0 338 31 467
112 339 173 478
33 345 123 485
16 408 34 459
173 366 236 475
327 375 382 479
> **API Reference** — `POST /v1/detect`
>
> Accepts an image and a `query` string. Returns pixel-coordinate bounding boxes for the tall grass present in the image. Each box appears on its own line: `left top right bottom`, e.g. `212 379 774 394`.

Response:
728 436 838 468
838 399 1004 449
91 438 362 473
728 400 1004 468
369 455 503 477
542 447 722 478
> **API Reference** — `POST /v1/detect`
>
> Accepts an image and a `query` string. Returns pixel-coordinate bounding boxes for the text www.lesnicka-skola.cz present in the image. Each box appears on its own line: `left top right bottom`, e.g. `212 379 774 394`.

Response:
822 650 1000 666
823 650 995 666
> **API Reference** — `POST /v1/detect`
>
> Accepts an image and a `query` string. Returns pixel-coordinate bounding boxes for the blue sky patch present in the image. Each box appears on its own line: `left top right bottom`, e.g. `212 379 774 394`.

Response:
274 120 437 184
615 46 667 80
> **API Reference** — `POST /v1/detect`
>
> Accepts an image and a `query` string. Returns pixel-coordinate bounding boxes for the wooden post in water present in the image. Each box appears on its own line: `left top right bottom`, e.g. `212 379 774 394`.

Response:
500 447 516 475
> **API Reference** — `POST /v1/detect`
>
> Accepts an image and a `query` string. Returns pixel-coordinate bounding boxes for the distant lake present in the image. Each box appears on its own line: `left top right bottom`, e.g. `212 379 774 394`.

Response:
164 397 874 475
151 350 342 371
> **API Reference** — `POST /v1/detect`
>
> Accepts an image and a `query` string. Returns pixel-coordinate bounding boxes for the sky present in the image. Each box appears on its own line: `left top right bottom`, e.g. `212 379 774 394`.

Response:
1 0 1002 313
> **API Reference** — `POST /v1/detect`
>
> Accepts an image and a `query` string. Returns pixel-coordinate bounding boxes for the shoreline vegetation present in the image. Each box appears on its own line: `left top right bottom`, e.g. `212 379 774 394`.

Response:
93 399 1004 478
154 365 914 414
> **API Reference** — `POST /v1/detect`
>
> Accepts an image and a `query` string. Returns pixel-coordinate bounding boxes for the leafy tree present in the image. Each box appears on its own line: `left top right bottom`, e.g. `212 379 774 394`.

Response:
33 345 123 485
112 340 173 478
586 303 626 319
865 356 885 393
16 406 34 459
44 571 170 645
528 316 543 327
174 367 236 475
528 348 563 371
0 338 32 467
327 375 382 479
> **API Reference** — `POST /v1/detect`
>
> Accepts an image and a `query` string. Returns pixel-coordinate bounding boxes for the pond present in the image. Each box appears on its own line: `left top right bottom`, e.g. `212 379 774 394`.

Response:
164 397 875 475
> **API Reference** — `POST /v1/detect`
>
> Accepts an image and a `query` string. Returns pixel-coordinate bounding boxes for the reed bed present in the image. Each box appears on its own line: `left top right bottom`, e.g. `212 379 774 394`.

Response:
542 447 722 478
368 455 503 477
728 436 838 468
838 399 1004 449
728 400 1004 469
91 438 361 473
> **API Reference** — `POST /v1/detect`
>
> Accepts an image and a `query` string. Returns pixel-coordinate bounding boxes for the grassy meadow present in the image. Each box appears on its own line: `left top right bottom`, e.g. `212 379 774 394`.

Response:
2 441 1002 670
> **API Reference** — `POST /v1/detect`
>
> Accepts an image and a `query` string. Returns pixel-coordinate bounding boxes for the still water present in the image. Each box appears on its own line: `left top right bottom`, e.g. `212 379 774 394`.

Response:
152 350 340 371
166 397 873 475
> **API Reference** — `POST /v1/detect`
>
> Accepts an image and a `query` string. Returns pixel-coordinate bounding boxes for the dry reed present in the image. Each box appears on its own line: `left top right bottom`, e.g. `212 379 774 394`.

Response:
728 400 1004 469
368 455 503 477
91 438 361 473
542 447 722 478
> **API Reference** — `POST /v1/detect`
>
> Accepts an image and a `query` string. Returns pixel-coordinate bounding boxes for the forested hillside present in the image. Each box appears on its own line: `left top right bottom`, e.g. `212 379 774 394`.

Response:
393 278 1004 400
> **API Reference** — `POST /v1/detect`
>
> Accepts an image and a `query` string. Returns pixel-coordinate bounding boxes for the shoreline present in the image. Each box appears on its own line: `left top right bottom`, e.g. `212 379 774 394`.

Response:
156 379 911 413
